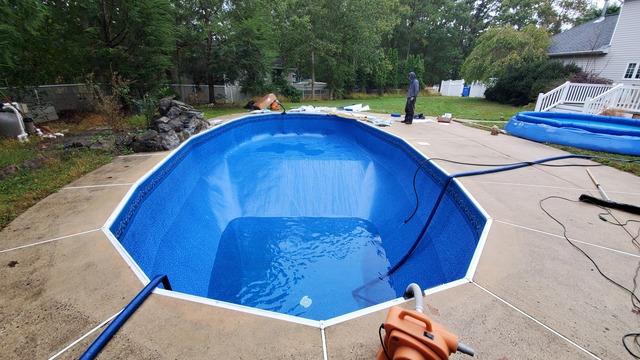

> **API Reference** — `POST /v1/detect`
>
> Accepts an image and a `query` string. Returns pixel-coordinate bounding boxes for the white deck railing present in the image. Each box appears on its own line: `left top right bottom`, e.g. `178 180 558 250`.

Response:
535 82 615 112
584 84 640 114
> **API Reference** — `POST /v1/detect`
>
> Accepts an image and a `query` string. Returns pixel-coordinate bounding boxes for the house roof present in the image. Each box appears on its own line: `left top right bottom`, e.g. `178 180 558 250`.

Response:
548 14 618 56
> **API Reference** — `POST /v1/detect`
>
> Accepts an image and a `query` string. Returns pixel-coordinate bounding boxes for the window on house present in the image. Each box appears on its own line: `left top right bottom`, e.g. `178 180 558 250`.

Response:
624 63 637 79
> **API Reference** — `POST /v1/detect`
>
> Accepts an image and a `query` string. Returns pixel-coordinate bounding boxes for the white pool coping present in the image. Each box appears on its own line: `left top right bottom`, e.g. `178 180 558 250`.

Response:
102 111 492 329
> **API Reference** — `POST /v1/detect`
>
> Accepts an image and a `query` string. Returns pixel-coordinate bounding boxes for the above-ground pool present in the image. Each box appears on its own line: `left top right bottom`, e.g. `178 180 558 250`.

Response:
107 113 489 323
506 111 640 156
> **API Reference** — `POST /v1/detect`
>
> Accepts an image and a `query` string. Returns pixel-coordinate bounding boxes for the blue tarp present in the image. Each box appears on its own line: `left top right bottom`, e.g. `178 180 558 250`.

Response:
506 111 640 156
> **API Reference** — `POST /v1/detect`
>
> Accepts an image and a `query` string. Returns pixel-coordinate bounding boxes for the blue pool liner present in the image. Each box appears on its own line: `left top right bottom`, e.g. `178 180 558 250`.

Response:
109 113 487 320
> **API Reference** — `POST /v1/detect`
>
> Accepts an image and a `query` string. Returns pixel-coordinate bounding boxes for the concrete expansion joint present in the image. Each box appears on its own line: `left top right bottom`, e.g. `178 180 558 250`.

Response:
472 281 602 360
496 219 640 258
0 228 101 254
48 310 122 360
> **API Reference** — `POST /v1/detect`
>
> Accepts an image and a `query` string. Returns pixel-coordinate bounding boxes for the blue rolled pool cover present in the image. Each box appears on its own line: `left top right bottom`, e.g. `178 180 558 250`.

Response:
505 111 640 156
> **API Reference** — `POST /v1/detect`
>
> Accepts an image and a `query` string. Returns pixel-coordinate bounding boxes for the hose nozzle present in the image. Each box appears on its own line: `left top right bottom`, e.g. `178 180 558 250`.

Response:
457 341 475 357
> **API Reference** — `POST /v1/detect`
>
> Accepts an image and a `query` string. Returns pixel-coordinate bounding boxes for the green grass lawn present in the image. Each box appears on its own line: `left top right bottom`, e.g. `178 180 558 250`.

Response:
198 96 527 122
550 145 640 177
0 138 114 229
1 96 636 230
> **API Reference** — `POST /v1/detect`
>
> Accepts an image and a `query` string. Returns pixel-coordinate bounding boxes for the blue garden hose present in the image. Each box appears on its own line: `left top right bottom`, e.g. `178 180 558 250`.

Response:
384 154 595 279
79 275 171 360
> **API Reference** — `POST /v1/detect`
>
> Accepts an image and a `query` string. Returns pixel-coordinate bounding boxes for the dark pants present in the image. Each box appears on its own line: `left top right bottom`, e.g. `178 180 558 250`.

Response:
404 97 416 124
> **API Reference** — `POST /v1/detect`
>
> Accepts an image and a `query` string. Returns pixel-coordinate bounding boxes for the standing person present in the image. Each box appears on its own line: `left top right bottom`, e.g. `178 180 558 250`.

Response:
403 72 419 124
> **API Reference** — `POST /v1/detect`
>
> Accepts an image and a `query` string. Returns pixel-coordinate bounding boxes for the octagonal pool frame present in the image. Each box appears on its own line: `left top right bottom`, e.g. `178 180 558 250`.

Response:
102 112 492 328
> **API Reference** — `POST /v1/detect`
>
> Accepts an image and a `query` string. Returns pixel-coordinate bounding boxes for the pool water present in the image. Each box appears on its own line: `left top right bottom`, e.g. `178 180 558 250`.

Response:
209 217 395 319
111 114 487 321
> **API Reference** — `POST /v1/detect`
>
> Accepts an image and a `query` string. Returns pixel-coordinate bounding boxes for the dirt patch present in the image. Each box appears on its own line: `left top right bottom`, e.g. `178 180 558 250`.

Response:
48 112 111 133
0 155 50 181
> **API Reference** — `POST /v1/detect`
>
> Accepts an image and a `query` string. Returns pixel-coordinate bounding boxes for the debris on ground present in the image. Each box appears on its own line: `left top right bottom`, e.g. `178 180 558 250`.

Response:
437 113 452 123
491 125 500 135
342 104 370 112
244 93 282 111
61 130 119 151
288 105 392 126
288 105 338 113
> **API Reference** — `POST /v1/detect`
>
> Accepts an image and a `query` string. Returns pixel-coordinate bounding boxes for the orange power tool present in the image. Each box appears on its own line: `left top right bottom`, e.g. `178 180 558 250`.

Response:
377 284 475 360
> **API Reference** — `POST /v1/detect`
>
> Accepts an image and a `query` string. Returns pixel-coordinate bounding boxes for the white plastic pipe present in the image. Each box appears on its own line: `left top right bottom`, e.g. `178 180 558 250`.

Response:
404 283 424 313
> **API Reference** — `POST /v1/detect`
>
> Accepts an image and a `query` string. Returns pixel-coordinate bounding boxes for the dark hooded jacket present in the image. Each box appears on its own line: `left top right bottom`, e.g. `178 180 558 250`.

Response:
407 72 419 98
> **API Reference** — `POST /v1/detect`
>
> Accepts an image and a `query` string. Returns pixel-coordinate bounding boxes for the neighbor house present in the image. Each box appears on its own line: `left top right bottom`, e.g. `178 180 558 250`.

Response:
548 0 640 86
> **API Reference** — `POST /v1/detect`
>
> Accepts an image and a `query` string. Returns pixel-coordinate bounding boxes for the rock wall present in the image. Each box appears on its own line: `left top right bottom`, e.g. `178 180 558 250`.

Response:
131 98 210 152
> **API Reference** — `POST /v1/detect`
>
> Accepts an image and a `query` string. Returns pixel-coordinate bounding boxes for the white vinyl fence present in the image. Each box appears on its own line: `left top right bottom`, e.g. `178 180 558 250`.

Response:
439 79 486 98
439 80 465 97
469 82 487 98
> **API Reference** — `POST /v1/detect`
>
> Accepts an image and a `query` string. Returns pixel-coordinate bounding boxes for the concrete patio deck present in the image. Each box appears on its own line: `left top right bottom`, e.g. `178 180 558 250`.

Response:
1 114 639 359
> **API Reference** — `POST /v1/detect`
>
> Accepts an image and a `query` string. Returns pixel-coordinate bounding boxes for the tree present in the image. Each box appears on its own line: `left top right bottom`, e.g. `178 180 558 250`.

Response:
224 0 278 95
494 0 589 34
389 0 468 85
0 0 46 86
173 0 227 101
485 59 580 105
1 0 600 100
461 25 550 82
1 0 175 94
87 0 176 94
273 0 399 96
575 2 621 25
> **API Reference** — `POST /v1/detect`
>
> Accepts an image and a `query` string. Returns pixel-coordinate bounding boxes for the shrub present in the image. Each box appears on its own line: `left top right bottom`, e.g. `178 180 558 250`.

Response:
569 71 612 85
133 93 158 128
485 60 580 106
279 84 302 103
462 25 550 82
87 74 132 131
272 75 302 103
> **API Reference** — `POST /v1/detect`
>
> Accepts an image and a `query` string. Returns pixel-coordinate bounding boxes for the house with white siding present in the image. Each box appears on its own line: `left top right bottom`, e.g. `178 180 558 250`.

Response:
548 0 640 85
534 0 640 114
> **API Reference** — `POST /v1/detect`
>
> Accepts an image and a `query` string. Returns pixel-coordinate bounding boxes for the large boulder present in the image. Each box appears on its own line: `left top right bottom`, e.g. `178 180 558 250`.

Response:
131 129 182 152
131 130 163 152
158 129 180 150
169 117 184 132
158 98 172 115
154 116 172 132
166 106 182 119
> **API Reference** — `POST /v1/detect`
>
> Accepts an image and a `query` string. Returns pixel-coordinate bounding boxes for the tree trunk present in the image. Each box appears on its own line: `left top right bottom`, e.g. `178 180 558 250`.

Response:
206 30 215 104
311 50 316 100
208 77 215 104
